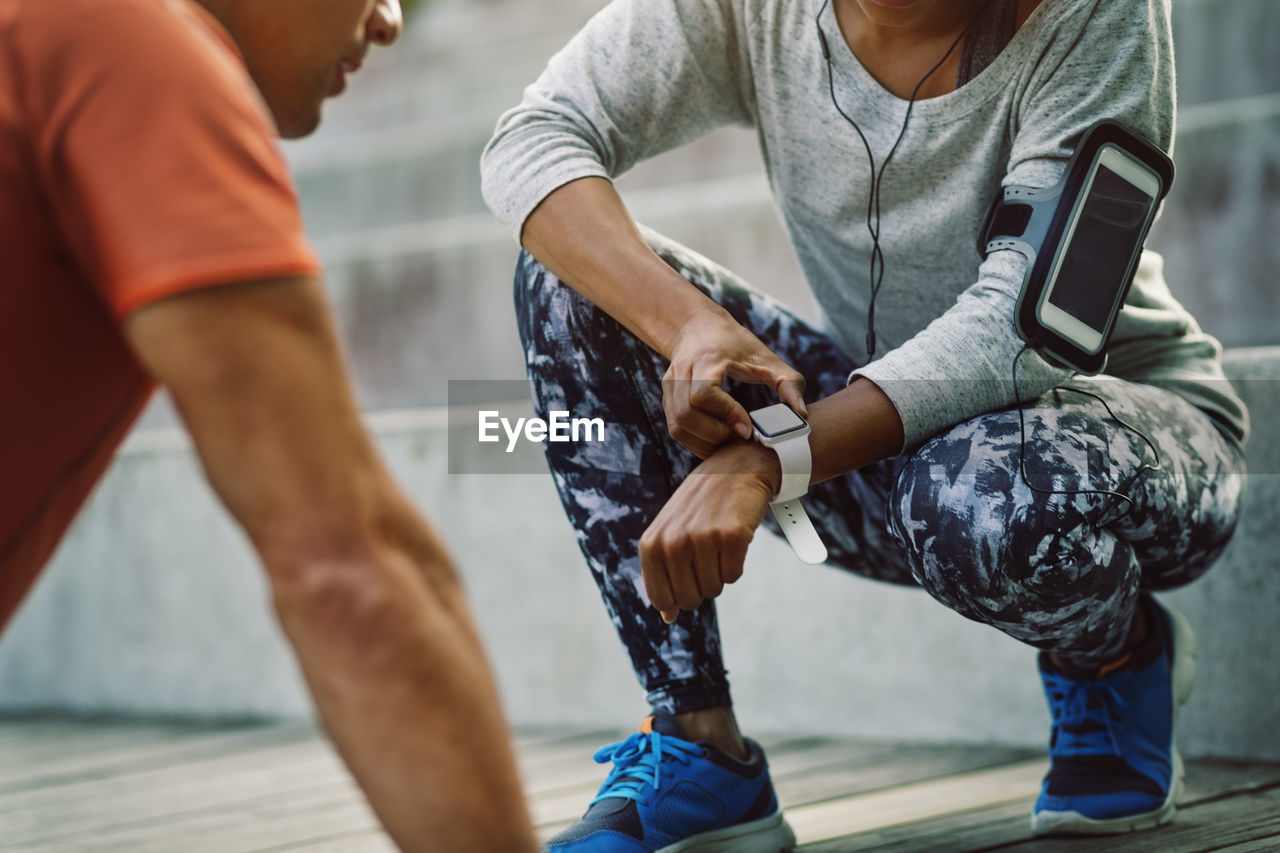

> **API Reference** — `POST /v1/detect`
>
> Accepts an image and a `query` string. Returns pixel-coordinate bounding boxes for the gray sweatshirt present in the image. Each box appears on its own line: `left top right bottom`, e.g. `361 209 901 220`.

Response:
481 0 1249 453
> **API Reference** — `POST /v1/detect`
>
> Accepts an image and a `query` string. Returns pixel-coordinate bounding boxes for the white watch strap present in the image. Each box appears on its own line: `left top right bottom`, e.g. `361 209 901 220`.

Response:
772 431 812 503
769 498 828 565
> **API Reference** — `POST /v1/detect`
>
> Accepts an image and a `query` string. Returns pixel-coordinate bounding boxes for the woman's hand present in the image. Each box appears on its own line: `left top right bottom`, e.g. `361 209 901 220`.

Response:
662 308 807 458
639 439 782 623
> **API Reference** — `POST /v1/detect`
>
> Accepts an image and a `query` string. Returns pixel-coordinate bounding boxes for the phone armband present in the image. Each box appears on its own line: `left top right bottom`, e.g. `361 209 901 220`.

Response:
978 120 1174 374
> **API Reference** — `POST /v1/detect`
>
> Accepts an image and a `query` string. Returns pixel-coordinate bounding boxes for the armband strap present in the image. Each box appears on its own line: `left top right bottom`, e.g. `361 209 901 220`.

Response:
977 183 1061 264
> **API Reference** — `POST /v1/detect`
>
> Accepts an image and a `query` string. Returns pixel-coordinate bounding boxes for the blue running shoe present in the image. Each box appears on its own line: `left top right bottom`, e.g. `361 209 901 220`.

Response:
1032 594 1196 835
544 713 795 852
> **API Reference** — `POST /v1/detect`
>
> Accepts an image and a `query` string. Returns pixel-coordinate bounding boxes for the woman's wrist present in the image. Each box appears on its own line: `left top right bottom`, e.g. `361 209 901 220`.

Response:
657 294 735 360
707 438 784 499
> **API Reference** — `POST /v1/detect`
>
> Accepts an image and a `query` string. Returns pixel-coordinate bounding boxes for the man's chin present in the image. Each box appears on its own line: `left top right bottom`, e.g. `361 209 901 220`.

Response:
276 105 324 140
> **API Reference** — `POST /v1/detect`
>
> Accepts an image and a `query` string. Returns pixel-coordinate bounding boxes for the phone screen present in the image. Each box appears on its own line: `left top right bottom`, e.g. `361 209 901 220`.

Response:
1046 164 1157 331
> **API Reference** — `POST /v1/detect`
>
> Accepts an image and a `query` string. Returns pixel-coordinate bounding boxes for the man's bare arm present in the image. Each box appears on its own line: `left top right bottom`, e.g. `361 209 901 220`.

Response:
126 276 536 852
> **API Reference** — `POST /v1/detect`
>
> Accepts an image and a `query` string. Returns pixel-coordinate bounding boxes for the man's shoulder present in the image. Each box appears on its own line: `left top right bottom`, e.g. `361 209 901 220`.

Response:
13 0 205 27
13 0 268 136
14 0 179 36
13 0 241 81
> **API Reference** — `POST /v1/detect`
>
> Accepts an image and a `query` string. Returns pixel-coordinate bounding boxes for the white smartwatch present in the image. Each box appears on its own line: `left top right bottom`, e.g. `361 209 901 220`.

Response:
748 403 828 565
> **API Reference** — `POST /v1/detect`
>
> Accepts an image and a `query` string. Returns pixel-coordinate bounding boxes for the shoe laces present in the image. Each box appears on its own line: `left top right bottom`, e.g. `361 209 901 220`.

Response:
589 729 705 806
1043 667 1133 757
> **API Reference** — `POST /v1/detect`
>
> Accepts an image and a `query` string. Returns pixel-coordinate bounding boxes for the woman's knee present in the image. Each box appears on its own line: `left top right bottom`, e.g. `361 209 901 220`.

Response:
888 423 1122 620
888 444 1008 610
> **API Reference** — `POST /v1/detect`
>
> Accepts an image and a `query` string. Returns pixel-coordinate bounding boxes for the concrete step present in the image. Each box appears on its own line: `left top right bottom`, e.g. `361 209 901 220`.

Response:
1149 95 1280 348
284 0 606 146
289 124 765 238
1172 0 1280 106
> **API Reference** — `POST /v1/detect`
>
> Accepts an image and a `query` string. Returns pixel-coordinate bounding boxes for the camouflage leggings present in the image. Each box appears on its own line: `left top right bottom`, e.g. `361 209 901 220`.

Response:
514 236 1246 715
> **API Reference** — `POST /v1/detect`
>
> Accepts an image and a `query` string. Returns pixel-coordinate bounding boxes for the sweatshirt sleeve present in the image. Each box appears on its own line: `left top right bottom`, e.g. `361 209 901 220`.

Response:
852 0 1176 454
480 0 757 241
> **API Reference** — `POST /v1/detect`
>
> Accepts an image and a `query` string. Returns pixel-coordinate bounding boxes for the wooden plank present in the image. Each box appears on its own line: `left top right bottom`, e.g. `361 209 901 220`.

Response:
250 829 396 853
0 734 344 812
785 759 1048 845
800 800 1033 853
0 743 357 848
21 788 387 853
0 722 317 794
0 720 275 779
802 758 1280 852
1209 838 1280 853
996 785 1280 852
776 744 1040 809
762 738 898 775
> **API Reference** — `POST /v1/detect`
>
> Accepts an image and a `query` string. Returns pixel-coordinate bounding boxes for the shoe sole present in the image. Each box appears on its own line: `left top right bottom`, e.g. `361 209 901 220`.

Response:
1030 600 1197 836
656 811 797 852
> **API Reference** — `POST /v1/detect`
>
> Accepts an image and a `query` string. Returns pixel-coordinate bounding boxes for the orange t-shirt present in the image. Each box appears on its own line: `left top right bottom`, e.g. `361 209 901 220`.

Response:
0 0 321 630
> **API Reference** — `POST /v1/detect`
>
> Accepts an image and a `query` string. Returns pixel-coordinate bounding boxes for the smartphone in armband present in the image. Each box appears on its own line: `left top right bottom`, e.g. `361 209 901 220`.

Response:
978 120 1175 375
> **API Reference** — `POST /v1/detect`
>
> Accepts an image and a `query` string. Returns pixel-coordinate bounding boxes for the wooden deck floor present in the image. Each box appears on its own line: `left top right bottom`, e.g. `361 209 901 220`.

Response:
1 717 1277 852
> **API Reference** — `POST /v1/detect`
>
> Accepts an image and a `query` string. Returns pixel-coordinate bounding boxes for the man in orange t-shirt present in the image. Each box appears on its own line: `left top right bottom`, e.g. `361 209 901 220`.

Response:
0 0 536 849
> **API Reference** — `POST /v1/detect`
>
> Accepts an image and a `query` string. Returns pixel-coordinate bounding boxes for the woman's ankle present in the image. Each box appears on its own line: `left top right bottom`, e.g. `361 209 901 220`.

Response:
674 706 749 761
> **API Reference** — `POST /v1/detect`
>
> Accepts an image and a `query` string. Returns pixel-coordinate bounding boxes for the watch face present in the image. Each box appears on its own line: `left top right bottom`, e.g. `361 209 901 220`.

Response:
750 403 806 438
